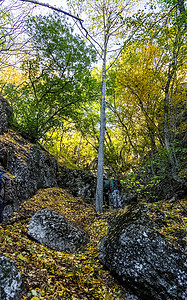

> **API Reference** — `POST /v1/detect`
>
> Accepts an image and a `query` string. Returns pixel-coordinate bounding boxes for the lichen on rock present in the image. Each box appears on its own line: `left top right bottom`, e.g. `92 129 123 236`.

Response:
99 203 187 300
0 256 22 300
27 208 89 253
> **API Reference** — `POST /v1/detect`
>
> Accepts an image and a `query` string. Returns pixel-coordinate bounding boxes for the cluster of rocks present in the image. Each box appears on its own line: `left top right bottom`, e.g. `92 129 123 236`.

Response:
0 138 58 222
99 203 187 300
0 96 95 298
0 95 96 223
0 206 89 300
1 202 186 300
1 96 186 300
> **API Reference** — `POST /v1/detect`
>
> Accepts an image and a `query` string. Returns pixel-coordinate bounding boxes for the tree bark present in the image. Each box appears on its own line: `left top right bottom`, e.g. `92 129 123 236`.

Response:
178 0 186 14
164 77 178 180
19 0 83 22
76 135 82 167
163 32 179 181
95 37 107 213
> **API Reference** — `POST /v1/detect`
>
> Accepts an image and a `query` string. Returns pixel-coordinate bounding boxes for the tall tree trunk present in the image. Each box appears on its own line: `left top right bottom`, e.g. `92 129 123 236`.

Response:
76 135 82 167
57 133 63 171
177 0 186 31
95 39 107 213
163 33 180 181
178 0 186 14
164 72 179 180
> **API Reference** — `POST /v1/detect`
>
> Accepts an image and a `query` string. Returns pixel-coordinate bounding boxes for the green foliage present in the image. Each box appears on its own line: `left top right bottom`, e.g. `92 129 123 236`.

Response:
44 123 98 170
121 139 187 201
6 12 97 142
26 12 96 79
0 3 10 51
0 1 186 192
157 0 178 7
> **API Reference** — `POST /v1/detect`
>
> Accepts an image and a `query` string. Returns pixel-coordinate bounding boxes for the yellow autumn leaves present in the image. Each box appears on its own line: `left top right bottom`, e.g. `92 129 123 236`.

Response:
0 187 127 300
1 186 186 298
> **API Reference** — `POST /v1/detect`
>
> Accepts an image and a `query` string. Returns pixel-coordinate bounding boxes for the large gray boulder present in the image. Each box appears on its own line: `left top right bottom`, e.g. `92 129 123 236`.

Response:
0 127 96 222
0 96 57 211
99 204 187 300
0 96 96 218
27 208 89 253
0 129 58 222
0 256 22 300
10 145 58 202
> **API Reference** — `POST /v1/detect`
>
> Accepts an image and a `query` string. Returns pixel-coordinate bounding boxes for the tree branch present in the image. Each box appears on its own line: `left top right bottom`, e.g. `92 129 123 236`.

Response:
19 0 84 22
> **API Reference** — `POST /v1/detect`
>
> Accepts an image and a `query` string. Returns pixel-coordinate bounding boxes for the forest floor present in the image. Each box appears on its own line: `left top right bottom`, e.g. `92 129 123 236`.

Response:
0 187 186 300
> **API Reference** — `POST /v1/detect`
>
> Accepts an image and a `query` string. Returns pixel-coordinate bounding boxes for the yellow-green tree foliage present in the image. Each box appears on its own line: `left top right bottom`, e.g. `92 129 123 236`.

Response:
45 122 97 170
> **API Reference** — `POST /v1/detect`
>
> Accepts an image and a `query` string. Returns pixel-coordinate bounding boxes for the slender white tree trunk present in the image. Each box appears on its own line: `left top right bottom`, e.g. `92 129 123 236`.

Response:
76 135 82 167
95 39 107 213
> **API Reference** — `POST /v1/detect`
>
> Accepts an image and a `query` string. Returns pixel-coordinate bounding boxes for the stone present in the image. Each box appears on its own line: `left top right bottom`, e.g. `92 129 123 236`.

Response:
57 166 96 203
0 256 22 300
99 204 187 300
0 98 96 220
0 131 58 221
0 96 10 135
0 127 96 222
2 205 14 224
27 208 89 253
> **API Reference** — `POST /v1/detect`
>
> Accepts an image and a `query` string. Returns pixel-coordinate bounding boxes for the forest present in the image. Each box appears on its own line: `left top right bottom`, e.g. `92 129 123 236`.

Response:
0 0 186 208
0 0 187 299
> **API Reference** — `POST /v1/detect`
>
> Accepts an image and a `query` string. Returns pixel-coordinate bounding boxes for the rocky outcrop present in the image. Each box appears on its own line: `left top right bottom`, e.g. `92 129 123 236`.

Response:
99 204 187 300
0 97 95 222
0 129 96 215
0 130 58 221
57 166 96 203
0 256 22 300
0 129 96 222
0 96 10 135
27 208 89 253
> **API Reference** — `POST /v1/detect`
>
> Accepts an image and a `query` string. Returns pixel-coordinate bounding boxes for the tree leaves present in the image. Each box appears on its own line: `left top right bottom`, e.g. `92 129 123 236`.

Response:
0 187 126 299
5 11 97 142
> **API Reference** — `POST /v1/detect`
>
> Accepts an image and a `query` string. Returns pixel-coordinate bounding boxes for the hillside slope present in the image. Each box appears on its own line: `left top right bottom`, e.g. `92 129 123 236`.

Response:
0 186 186 299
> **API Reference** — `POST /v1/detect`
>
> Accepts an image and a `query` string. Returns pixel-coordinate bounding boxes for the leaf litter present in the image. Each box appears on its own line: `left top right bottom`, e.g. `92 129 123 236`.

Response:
0 187 128 300
0 187 186 299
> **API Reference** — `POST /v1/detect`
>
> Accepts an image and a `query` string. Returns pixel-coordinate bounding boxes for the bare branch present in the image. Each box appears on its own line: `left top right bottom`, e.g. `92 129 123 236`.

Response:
75 21 103 59
19 0 84 22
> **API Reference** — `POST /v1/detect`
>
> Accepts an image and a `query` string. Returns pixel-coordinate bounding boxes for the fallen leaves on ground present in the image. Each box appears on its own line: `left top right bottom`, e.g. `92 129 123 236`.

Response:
0 187 127 300
1 187 186 299
145 198 187 251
